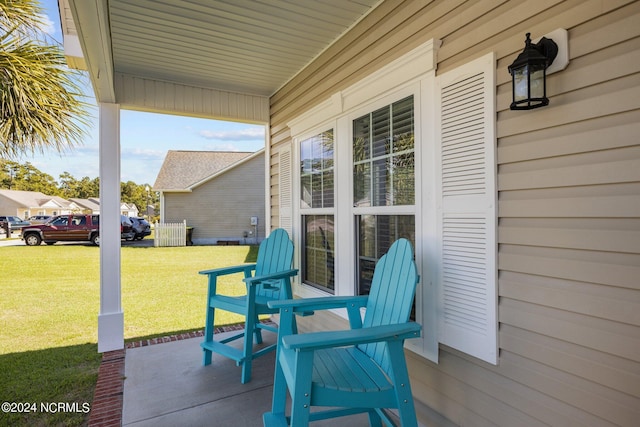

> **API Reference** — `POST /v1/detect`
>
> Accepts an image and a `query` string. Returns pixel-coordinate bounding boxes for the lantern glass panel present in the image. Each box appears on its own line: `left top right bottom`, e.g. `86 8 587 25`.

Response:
530 68 545 99
513 66 528 102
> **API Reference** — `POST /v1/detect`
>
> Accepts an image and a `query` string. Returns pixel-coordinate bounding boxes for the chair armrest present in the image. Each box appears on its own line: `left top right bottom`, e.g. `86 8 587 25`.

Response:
242 269 299 286
268 295 369 312
281 322 421 351
199 264 256 276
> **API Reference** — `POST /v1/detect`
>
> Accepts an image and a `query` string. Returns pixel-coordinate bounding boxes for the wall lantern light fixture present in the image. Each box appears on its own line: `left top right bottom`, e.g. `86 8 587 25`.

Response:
508 32 559 110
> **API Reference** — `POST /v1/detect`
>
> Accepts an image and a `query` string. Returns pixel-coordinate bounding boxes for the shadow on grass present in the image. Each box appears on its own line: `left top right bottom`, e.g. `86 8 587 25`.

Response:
0 343 101 427
244 245 259 263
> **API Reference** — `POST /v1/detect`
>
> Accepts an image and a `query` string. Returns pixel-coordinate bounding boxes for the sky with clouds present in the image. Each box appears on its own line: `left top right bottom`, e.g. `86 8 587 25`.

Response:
23 0 266 186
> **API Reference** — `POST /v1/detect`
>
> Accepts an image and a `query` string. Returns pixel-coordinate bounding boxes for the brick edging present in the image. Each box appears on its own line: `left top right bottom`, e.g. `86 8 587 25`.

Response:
88 322 275 426
87 349 125 427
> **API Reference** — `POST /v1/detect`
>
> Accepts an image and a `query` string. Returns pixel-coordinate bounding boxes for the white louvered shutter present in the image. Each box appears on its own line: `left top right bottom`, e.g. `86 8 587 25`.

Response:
435 53 497 364
278 145 293 236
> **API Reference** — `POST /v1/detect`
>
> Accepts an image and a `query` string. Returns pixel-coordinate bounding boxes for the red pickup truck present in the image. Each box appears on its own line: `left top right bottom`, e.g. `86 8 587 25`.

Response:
21 214 134 246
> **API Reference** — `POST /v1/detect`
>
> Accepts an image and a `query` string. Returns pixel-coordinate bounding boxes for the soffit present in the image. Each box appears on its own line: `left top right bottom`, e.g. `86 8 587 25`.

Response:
105 0 380 97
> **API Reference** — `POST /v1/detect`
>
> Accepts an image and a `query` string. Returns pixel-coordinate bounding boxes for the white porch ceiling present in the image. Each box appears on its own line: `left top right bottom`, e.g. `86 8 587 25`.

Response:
63 0 381 99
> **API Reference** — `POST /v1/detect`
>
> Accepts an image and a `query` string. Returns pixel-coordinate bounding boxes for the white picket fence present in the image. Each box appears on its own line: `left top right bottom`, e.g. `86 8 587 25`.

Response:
154 220 187 247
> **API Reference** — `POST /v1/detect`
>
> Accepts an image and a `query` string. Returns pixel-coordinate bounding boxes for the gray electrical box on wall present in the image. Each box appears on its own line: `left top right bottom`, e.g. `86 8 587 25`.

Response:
250 216 258 226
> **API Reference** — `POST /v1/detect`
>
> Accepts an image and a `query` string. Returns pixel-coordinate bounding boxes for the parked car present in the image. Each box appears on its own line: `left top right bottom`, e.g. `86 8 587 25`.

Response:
27 215 52 224
120 216 135 241
21 214 99 246
128 217 151 240
21 214 135 246
0 215 31 230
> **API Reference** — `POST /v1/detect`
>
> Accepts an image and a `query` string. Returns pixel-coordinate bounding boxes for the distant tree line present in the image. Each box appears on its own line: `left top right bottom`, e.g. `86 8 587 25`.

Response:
0 160 158 218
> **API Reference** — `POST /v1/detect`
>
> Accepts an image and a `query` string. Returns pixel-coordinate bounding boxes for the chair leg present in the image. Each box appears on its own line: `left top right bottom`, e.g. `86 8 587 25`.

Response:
367 410 382 427
241 316 255 384
254 314 263 344
270 352 288 417
289 351 314 427
202 305 214 366
241 286 258 384
388 341 418 427
268 310 297 419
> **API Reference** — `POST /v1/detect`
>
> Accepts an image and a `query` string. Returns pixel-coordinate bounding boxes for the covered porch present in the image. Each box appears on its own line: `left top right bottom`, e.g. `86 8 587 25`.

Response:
90 328 389 427
61 1 640 426
59 0 381 354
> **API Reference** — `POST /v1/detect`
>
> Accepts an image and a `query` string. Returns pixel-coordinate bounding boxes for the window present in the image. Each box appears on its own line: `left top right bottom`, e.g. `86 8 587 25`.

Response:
51 216 68 226
353 96 415 295
300 130 335 292
286 39 492 364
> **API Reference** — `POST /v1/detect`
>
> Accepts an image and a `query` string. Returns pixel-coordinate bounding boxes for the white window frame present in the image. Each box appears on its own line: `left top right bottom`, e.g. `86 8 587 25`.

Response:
346 89 419 298
294 124 337 295
287 39 442 362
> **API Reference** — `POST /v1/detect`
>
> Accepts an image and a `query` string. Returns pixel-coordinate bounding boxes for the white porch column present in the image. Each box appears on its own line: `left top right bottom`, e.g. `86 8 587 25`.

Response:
98 102 124 352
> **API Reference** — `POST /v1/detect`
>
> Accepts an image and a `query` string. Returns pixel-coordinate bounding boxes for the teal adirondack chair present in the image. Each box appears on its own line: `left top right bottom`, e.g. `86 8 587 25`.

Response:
264 238 421 426
199 228 298 384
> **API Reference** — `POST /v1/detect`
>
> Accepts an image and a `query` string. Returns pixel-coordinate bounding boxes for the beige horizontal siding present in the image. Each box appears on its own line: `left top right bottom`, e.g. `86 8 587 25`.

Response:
269 0 640 425
114 73 269 123
498 224 640 253
498 111 640 163
500 323 639 397
164 154 265 242
499 245 640 290
500 296 639 362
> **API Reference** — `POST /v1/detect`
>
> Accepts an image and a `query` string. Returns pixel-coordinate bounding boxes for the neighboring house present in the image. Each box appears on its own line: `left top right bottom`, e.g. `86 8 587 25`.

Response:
0 192 138 218
153 150 265 244
120 202 139 217
71 198 139 217
62 1 640 425
0 189 77 218
69 197 100 214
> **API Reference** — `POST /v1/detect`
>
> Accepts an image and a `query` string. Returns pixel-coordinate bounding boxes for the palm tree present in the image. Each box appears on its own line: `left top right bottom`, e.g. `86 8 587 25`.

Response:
0 0 89 158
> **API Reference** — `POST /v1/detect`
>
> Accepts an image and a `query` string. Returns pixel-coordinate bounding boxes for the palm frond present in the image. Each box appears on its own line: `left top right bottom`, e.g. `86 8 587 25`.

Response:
0 0 90 158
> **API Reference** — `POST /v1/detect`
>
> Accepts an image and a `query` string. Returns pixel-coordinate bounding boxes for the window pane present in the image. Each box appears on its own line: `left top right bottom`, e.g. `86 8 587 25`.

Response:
302 215 335 293
301 174 312 208
311 172 323 208
301 138 313 173
371 107 390 158
392 97 414 154
353 163 370 207
372 158 389 206
356 215 415 295
393 152 415 205
322 170 334 208
353 117 370 162
300 130 334 209
352 96 414 207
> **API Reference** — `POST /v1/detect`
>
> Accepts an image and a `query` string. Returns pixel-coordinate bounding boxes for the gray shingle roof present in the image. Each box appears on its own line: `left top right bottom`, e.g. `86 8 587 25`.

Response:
153 150 256 190
0 189 73 209
69 198 101 211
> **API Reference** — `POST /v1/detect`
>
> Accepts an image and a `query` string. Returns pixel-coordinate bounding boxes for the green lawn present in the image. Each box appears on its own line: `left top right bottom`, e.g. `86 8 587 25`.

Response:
0 243 257 426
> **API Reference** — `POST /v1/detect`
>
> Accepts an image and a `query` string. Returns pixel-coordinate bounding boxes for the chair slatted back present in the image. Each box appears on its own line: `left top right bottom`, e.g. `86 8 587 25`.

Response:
254 228 294 299
359 238 418 375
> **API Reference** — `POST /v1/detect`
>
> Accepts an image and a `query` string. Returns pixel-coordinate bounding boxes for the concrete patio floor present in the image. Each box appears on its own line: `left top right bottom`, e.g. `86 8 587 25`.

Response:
122 330 377 427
